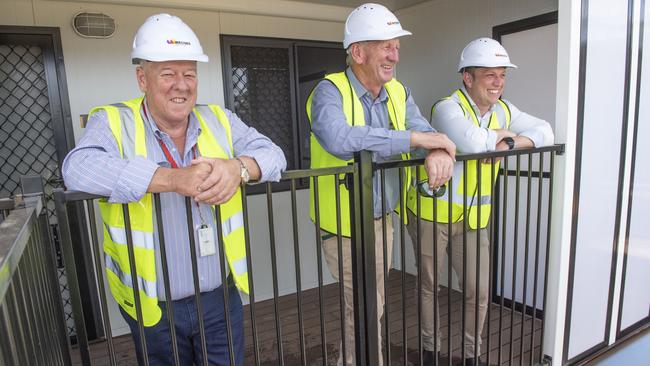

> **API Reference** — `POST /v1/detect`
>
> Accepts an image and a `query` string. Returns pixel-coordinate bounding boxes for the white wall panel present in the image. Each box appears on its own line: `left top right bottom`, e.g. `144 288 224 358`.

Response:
620 0 650 331
568 0 629 359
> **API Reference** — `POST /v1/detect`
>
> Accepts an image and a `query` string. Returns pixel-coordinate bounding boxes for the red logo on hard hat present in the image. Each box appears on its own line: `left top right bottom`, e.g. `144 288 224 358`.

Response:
387 21 400 25
495 53 508 57
167 39 191 45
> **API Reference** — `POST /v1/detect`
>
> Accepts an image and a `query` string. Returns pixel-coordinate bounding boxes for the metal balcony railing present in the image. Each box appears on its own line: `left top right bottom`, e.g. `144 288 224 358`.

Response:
8 144 563 366
0 181 71 366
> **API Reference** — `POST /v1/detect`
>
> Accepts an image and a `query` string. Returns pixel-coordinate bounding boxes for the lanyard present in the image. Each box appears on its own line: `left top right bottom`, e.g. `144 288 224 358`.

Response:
142 101 198 166
156 137 197 168
144 101 207 226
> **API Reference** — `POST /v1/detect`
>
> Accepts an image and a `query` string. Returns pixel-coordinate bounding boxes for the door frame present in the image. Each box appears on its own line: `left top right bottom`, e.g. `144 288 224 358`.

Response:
1 26 103 341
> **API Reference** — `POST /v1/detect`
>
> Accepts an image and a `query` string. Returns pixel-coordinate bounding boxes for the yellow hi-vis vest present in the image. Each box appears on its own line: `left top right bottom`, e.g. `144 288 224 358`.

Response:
406 89 511 229
91 97 249 327
306 71 411 237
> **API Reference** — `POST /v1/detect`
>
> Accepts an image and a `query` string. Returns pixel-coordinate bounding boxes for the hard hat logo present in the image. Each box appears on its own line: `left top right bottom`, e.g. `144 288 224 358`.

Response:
343 3 412 49
457 37 517 72
166 39 191 46
131 13 209 64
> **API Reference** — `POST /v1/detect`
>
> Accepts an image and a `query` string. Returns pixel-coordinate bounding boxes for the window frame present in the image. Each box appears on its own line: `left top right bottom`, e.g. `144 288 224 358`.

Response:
220 34 343 194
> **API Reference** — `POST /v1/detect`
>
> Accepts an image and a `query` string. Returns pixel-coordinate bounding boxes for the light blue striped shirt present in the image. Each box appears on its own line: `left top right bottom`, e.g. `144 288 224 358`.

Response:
309 68 435 217
62 101 286 300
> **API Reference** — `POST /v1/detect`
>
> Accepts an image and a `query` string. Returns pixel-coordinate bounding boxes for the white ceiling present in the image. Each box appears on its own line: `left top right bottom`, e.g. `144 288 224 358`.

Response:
290 0 429 11
53 0 431 22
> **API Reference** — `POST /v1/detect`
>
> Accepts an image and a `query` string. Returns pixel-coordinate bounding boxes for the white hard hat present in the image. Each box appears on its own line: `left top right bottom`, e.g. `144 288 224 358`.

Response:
131 13 208 64
343 3 412 49
457 37 517 72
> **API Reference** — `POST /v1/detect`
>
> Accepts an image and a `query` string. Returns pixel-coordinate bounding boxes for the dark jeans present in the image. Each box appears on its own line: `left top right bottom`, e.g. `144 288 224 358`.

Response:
120 284 244 366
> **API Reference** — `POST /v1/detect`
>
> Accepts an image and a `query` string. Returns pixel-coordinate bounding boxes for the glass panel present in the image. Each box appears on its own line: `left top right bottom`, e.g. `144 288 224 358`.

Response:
620 0 650 332
568 0 628 358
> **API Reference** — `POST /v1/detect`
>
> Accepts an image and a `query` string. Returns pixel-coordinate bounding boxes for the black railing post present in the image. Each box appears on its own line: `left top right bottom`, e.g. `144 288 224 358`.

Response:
350 150 378 366
54 188 92 365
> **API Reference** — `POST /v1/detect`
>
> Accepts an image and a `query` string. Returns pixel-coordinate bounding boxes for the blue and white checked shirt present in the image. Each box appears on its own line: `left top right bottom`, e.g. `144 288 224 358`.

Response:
62 100 286 300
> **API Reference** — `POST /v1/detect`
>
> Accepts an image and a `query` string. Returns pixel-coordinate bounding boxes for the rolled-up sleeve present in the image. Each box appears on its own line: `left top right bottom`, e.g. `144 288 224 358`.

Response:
62 110 159 203
226 109 287 182
504 100 555 147
310 80 412 160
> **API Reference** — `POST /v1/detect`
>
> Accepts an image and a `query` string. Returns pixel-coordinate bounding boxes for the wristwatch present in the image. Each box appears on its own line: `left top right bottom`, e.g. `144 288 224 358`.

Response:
503 137 515 150
234 157 250 184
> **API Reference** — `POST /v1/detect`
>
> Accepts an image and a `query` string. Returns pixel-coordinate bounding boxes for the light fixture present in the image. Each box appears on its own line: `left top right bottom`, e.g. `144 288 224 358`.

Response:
72 12 116 39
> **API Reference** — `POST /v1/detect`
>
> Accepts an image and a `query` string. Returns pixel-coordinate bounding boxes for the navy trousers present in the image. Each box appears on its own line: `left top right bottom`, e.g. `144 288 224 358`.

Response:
120 284 244 366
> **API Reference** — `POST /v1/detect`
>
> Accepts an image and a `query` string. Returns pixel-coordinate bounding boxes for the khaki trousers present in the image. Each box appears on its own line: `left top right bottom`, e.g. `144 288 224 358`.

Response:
322 218 393 366
406 211 489 358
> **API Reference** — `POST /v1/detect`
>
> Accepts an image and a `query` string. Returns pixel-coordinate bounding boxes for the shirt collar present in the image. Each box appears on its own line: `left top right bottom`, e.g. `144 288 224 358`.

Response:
141 99 202 141
346 67 388 102
460 85 496 117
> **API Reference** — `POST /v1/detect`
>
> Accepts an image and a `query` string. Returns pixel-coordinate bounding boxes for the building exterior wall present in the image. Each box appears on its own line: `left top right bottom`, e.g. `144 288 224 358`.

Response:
395 0 558 113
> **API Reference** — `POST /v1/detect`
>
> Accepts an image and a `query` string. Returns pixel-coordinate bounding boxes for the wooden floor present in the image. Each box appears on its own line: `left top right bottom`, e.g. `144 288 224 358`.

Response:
74 271 542 365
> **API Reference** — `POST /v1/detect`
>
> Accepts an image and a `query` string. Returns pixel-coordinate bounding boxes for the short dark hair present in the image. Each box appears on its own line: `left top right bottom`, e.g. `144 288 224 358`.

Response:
461 67 476 88
461 66 476 76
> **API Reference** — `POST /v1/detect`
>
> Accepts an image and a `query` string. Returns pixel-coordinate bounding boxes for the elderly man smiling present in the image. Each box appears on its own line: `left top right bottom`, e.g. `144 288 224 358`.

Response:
307 3 456 365
63 14 285 366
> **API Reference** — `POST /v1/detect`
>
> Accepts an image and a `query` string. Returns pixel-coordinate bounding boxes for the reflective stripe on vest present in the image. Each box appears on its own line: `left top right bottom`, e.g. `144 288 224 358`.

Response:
105 226 155 250
306 71 410 237
104 253 157 299
194 104 249 293
90 97 249 327
406 89 511 229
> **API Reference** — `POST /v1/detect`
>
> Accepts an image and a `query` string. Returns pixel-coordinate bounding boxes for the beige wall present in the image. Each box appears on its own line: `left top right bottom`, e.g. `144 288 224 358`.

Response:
0 0 344 142
396 0 558 113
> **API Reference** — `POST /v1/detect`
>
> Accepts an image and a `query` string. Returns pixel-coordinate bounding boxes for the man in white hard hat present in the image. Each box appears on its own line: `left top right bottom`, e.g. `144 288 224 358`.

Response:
63 14 286 365
405 37 554 366
307 3 456 365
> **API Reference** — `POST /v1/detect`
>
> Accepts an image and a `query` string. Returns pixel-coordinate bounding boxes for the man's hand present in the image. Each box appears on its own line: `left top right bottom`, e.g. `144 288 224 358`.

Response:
424 149 455 190
148 163 212 196
166 163 212 197
192 157 242 205
410 131 457 159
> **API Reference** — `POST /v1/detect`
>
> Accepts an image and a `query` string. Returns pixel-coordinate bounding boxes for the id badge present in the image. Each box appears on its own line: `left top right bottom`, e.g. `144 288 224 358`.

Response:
198 224 216 257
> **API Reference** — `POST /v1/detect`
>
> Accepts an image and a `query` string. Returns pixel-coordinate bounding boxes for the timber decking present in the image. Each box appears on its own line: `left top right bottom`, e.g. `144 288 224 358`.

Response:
73 271 542 365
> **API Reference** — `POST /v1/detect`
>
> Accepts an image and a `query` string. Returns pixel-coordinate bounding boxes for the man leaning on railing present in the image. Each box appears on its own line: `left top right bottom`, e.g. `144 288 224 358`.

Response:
62 13 286 366
405 38 555 366
307 4 456 365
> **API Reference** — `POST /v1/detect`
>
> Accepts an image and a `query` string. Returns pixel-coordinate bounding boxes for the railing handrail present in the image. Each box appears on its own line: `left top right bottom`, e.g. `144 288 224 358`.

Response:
0 196 43 303
373 143 565 170
53 146 565 205
51 146 561 365
55 164 359 204
0 198 15 211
